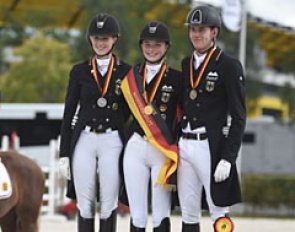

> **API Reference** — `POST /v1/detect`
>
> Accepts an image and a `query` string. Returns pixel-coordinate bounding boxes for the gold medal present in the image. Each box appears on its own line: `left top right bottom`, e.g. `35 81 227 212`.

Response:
189 89 197 100
214 217 234 232
142 62 166 116
144 105 154 115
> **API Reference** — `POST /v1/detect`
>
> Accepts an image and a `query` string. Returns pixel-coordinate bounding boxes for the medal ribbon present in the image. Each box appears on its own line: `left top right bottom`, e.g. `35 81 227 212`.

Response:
190 46 216 89
91 55 114 97
143 62 167 103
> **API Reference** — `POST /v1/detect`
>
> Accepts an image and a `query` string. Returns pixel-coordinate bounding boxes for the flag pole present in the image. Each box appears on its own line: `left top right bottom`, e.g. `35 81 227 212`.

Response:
239 0 247 70
236 0 247 177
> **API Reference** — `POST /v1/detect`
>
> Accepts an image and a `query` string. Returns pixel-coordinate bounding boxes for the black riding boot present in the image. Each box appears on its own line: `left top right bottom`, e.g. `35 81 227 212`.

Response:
78 213 94 232
182 222 200 232
130 220 146 232
153 217 171 232
99 210 117 232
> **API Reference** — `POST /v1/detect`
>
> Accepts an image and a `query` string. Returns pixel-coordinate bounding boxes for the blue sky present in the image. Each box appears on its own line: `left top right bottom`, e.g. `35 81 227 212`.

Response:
193 0 295 28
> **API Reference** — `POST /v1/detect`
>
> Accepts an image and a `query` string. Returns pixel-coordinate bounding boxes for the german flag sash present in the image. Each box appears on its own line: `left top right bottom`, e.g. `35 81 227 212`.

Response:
121 68 178 189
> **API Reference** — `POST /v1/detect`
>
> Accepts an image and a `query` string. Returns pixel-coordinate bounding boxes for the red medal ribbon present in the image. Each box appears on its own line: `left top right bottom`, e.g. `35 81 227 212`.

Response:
143 62 167 104
190 46 216 89
91 55 114 97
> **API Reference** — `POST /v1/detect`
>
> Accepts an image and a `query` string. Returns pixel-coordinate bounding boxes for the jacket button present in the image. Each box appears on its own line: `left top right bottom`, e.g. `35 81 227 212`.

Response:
92 118 96 122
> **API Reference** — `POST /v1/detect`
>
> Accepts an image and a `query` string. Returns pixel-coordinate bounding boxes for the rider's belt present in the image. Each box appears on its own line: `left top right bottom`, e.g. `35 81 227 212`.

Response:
84 125 114 134
182 132 207 141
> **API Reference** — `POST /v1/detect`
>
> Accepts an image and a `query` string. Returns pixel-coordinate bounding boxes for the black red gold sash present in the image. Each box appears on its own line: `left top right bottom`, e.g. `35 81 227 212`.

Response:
121 68 178 188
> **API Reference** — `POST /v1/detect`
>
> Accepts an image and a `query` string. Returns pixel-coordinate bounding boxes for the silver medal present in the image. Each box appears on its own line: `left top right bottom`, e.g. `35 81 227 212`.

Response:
97 97 107 108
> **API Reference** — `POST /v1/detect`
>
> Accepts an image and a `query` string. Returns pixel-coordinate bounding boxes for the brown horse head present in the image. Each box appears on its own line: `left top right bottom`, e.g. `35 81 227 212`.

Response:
0 151 45 232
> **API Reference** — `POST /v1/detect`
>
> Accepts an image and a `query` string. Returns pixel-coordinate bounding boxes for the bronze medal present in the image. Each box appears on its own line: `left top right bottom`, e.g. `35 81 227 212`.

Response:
189 89 197 100
97 97 107 108
189 47 216 99
144 105 154 115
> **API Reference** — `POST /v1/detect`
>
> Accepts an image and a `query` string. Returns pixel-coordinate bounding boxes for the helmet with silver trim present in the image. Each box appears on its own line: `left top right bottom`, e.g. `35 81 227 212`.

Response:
185 5 221 31
87 13 120 38
139 21 170 44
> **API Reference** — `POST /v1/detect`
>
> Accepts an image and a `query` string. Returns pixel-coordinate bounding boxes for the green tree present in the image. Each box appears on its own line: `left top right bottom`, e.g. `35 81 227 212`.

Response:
0 31 72 103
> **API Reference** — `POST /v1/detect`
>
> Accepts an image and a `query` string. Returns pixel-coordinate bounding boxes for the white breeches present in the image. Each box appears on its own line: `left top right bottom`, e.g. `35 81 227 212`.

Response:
72 130 122 219
123 133 171 228
177 137 229 224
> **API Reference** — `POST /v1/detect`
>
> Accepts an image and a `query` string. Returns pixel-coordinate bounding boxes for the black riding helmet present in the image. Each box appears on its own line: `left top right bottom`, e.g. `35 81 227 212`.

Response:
139 21 171 64
185 5 221 35
87 13 120 38
139 21 171 45
87 13 120 57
